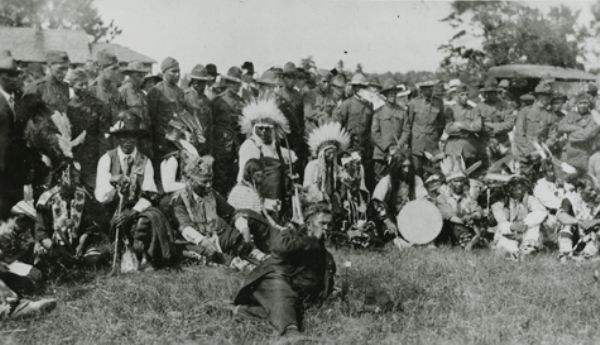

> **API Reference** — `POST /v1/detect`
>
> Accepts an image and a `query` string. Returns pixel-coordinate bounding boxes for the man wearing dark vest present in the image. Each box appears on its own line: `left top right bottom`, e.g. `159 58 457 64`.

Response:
95 112 172 270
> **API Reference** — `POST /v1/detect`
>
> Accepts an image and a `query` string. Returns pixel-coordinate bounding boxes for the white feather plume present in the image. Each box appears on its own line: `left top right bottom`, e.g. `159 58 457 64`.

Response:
240 96 289 135
51 111 86 158
307 122 351 156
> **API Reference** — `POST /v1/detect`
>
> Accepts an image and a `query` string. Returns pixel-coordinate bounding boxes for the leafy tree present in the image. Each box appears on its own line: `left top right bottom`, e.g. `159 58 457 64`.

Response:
300 55 316 72
0 0 121 42
439 1 589 79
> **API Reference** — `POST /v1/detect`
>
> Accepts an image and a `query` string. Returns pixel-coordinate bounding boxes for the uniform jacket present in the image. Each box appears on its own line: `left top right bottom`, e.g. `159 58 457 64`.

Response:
333 95 373 156
89 75 125 153
147 81 187 158
24 75 69 113
303 88 337 136
211 90 244 157
558 111 600 170
513 103 554 159
118 82 150 130
67 93 107 188
475 100 516 143
184 88 213 155
408 97 445 154
371 102 410 160
277 87 305 157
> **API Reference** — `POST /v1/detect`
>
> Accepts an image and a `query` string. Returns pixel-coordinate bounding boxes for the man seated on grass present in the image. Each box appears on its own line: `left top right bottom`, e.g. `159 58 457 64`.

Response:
233 203 336 337
555 173 600 262
168 151 261 267
491 175 547 259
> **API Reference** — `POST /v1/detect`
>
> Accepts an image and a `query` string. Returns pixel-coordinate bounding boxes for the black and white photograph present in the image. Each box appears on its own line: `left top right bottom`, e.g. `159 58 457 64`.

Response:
1 0 600 344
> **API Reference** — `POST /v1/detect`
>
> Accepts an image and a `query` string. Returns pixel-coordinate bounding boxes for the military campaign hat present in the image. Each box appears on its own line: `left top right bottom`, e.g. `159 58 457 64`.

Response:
282 62 297 76
221 66 242 83
256 69 283 86
97 49 119 68
109 111 149 137
381 79 399 94
46 50 70 65
122 61 149 74
349 73 369 86
189 64 212 81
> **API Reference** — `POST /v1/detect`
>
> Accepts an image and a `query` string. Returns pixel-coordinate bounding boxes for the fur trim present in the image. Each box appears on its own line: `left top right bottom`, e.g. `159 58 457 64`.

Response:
307 122 351 157
240 96 289 135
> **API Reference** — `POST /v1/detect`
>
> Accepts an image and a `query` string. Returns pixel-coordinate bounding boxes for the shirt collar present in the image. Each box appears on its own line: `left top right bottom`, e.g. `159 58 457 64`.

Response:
117 147 137 161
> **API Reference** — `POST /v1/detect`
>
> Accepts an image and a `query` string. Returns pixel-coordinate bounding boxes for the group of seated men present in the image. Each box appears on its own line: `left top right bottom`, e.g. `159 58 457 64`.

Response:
2 49 600 337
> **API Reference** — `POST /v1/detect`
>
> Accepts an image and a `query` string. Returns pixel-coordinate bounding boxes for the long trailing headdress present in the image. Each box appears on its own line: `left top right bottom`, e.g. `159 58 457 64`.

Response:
240 94 290 137
307 122 351 195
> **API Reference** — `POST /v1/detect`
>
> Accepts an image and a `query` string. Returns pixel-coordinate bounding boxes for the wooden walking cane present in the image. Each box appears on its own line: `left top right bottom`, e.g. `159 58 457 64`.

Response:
109 192 124 276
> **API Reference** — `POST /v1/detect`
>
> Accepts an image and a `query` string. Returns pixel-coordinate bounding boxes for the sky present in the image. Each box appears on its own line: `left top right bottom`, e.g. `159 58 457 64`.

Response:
94 0 597 75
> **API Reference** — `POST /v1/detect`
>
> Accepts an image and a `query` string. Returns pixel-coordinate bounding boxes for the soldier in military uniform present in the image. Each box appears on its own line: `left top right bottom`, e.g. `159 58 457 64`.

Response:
408 80 445 175
303 70 337 137
444 84 484 168
475 78 516 164
184 64 213 155
371 79 410 182
147 57 187 164
211 66 244 195
119 61 152 158
333 73 374 189
278 62 306 165
558 93 600 171
66 68 108 189
513 81 555 170
24 50 70 114
89 49 124 153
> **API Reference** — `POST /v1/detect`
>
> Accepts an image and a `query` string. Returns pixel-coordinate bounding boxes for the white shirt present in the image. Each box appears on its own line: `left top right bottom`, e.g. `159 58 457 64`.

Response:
94 147 157 212
237 137 297 182
0 85 15 113
533 178 569 211
160 156 186 193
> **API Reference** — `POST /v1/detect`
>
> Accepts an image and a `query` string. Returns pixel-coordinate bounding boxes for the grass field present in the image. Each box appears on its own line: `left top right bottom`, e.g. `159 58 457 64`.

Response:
2 245 600 345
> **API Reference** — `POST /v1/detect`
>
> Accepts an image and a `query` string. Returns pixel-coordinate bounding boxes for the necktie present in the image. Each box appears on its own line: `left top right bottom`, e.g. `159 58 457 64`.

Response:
123 155 134 176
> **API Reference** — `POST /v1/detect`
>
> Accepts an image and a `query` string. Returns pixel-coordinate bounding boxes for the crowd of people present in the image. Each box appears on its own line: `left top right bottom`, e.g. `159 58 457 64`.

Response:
1 47 600 336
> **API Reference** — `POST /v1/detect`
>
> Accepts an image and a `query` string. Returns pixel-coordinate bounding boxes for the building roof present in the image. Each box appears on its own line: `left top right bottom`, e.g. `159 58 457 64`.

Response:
488 64 596 82
91 43 155 64
0 27 91 64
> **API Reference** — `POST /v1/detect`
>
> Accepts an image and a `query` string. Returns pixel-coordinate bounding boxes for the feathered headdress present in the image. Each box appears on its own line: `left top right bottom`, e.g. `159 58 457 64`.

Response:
168 109 206 145
52 111 86 159
179 138 213 182
307 122 351 157
240 96 289 136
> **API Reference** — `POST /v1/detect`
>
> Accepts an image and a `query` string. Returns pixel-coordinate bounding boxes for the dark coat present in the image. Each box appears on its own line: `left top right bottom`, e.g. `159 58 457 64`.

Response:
234 227 336 306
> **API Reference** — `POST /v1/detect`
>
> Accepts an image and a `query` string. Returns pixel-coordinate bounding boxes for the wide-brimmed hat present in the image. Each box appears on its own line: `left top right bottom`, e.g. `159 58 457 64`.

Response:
349 73 369 86
108 111 148 137
96 49 119 69
221 66 242 83
480 78 499 92
256 68 283 86
205 64 218 78
551 93 567 103
331 74 347 88
0 50 18 72
122 61 149 74
46 50 70 65
381 79 399 94
416 80 438 89
368 77 382 90
160 57 179 73
532 81 553 96
189 64 212 81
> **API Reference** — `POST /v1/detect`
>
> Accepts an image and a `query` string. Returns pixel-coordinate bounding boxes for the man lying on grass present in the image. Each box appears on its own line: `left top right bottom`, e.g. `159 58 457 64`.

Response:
233 202 336 337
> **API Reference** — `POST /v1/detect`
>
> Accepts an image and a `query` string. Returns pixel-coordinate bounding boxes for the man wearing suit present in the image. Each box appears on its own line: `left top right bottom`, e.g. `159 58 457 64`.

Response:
0 50 23 218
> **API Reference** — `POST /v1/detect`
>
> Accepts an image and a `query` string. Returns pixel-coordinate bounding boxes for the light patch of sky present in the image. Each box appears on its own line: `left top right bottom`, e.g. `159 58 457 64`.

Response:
94 0 598 74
